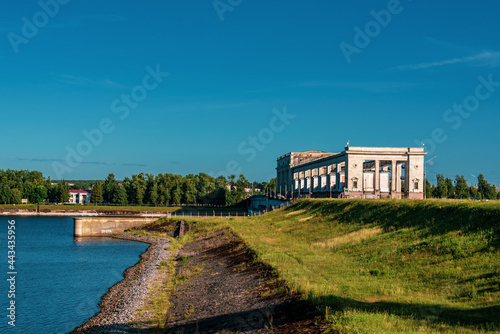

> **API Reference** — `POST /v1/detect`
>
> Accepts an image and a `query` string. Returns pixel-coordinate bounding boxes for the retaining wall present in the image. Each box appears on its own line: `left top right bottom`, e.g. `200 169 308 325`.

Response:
74 217 158 237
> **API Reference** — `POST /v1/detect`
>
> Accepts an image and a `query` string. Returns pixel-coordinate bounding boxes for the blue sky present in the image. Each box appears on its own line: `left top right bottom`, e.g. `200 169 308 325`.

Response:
1 0 499 185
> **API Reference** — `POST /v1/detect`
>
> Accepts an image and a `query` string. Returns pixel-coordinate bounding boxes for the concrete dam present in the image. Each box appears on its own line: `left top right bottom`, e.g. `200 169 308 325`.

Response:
74 217 158 237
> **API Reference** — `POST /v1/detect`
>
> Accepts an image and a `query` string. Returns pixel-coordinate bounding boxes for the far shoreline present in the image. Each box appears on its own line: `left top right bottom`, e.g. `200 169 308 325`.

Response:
0 208 169 218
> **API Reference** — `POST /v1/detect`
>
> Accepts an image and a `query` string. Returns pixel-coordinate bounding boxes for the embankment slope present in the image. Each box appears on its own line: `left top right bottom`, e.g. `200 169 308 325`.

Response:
219 199 500 333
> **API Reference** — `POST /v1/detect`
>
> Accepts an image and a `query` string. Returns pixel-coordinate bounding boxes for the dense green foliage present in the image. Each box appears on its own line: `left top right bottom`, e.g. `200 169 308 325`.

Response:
115 172 257 206
90 182 103 203
427 174 498 200
0 169 275 205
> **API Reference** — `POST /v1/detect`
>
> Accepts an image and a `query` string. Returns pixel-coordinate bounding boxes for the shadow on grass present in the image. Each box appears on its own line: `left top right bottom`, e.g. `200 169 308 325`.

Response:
287 199 500 248
314 294 499 329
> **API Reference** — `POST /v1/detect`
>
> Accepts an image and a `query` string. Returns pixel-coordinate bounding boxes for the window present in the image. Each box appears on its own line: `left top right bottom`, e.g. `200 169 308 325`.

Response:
353 180 358 188
414 182 419 190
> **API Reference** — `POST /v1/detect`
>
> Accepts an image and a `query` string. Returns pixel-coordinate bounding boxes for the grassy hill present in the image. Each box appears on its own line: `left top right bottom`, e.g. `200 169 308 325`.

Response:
184 199 500 333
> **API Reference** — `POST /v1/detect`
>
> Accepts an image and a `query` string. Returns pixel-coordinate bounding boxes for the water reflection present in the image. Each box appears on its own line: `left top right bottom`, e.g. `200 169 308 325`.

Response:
73 236 125 243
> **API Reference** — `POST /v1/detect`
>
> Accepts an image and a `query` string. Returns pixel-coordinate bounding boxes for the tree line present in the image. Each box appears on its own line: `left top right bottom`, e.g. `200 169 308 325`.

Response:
426 174 499 200
0 170 71 204
0 169 277 206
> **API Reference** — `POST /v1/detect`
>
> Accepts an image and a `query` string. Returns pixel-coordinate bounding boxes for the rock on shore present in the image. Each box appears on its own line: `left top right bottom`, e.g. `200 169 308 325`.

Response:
71 234 170 334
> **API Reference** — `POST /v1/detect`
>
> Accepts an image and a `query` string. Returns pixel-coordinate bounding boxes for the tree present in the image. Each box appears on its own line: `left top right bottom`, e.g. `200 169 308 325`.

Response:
113 184 128 205
103 174 128 204
454 175 469 199
224 187 237 206
170 175 182 205
469 186 478 199
430 184 436 198
30 186 47 203
0 184 11 204
425 179 432 198
434 174 448 199
47 183 59 203
123 174 147 204
445 177 455 199
215 175 227 190
103 174 117 203
22 182 35 202
156 173 172 205
91 182 103 203
234 174 250 202
144 174 158 205
57 180 70 203
182 176 197 204
196 173 216 198
485 185 497 200
227 174 236 192
10 188 22 204
265 178 277 196
477 174 497 200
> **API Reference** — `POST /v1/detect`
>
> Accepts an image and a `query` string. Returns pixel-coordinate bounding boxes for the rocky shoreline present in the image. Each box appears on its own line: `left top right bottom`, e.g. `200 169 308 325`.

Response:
70 233 170 334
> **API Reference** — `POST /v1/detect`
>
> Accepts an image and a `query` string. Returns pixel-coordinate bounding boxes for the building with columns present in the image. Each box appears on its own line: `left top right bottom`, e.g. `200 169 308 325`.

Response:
69 190 92 204
276 145 426 199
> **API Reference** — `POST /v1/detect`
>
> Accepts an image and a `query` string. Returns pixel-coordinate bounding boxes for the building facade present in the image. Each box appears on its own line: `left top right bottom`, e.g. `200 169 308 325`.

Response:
69 190 92 204
277 146 426 199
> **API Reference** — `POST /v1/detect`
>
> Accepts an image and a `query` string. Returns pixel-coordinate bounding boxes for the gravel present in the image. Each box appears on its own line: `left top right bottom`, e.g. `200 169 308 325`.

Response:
70 234 170 334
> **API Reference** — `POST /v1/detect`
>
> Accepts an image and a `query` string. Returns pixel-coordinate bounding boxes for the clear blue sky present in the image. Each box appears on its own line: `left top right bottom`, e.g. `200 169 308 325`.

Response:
1 0 499 185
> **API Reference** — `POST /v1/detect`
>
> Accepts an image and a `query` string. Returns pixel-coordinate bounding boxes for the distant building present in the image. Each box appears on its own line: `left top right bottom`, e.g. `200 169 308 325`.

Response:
21 199 28 204
245 187 263 193
277 145 426 199
69 190 91 204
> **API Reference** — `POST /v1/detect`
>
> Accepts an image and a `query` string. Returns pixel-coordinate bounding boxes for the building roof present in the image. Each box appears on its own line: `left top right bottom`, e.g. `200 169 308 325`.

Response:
69 190 91 194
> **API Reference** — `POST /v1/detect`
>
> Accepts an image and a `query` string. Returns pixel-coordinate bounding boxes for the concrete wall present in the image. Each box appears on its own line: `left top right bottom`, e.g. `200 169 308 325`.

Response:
247 196 290 212
74 217 158 237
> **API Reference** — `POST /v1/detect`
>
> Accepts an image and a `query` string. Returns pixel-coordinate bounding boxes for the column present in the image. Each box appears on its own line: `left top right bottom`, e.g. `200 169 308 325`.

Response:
335 163 340 190
391 160 397 197
396 163 402 193
374 160 380 196
404 160 410 195
344 160 348 193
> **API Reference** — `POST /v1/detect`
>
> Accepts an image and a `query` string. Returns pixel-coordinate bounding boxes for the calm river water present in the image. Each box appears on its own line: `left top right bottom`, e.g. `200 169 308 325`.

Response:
0 216 148 333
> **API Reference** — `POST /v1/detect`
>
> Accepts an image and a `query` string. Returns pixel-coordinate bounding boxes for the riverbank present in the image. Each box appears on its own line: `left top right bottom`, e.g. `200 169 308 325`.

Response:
71 234 171 333
119 219 328 332
0 209 169 218
160 228 327 333
0 204 244 217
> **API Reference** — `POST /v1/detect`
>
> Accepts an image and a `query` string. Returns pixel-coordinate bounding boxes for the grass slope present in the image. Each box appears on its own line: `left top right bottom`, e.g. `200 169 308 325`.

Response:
186 199 500 333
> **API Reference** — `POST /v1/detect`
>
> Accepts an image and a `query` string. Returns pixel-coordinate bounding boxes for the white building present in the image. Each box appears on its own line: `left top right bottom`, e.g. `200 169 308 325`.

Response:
277 145 426 199
69 190 91 204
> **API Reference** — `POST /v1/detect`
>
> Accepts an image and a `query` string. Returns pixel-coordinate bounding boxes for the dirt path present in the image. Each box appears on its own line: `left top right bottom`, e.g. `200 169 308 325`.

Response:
164 230 326 333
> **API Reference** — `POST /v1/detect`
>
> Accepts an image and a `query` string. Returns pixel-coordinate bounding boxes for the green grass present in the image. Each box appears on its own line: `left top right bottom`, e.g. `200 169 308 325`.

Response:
0 204 37 209
181 199 500 333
